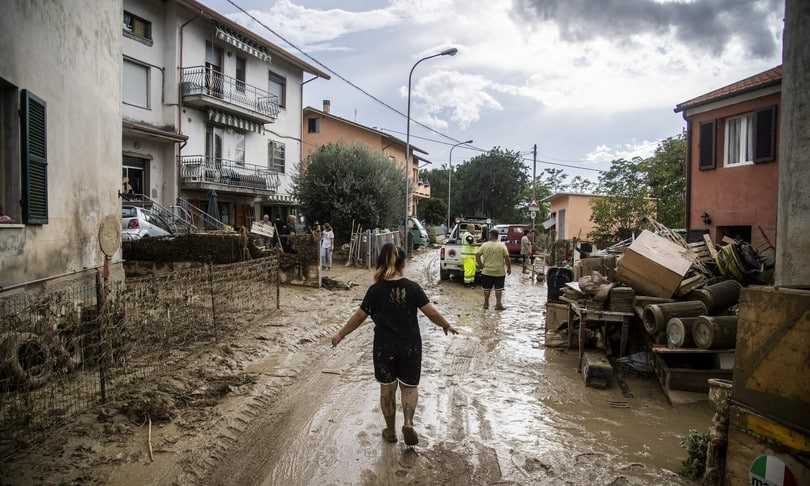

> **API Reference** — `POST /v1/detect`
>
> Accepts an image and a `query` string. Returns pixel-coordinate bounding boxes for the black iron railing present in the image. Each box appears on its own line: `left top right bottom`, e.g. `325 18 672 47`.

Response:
180 66 279 120
180 155 280 193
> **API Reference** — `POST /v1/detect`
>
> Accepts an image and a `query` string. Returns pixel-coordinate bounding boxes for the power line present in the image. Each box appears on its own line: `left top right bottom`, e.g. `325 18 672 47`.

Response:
376 127 603 172
225 0 602 175
225 0 465 145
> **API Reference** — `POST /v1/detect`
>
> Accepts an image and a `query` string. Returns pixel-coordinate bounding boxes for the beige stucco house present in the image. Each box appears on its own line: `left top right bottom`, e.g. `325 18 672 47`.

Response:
543 192 601 241
302 101 430 216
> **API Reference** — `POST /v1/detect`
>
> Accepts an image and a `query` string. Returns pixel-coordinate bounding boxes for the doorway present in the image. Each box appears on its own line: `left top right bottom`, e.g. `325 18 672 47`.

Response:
205 126 224 168
205 41 224 98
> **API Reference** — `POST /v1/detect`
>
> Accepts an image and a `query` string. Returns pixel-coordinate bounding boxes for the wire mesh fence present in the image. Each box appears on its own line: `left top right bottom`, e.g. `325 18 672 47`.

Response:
0 255 278 451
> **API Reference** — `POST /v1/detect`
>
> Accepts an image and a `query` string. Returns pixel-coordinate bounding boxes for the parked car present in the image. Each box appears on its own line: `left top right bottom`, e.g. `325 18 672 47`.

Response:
408 217 429 248
439 218 492 281
121 206 171 241
494 224 531 257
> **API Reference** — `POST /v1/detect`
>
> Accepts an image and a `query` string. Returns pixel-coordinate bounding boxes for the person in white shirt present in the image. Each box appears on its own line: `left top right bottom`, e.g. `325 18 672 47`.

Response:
321 223 335 270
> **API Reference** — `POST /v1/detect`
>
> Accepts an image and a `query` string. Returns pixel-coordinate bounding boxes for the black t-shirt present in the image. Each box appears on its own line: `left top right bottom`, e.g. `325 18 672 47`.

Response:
360 278 429 348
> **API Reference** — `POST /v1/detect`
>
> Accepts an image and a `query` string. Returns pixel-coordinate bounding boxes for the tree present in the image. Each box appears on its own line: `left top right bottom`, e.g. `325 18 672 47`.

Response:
538 168 569 193
639 132 687 228
295 143 404 242
451 147 528 221
589 158 655 247
417 197 447 225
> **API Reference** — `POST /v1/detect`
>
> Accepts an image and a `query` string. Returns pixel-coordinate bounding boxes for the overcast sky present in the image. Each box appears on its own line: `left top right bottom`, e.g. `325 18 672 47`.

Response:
204 0 784 183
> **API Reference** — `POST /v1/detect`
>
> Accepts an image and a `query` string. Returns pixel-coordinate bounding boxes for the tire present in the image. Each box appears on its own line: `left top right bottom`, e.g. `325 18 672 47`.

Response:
0 332 52 390
440 268 450 280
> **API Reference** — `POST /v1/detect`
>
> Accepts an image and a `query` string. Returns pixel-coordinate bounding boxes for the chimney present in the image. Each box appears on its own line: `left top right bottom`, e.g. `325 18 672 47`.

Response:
323 99 331 114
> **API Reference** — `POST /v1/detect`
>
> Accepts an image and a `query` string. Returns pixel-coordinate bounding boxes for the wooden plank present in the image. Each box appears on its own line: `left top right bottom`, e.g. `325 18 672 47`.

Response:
721 236 737 245
703 233 718 259
677 274 706 296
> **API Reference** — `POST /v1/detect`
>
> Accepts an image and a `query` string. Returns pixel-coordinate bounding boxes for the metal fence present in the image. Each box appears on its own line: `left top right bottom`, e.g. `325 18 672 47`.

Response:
0 256 279 453
350 229 402 269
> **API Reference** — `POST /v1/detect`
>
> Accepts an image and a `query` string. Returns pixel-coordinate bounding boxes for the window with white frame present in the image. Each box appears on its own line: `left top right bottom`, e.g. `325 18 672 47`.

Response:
269 140 285 173
724 113 754 166
123 59 150 109
268 71 286 108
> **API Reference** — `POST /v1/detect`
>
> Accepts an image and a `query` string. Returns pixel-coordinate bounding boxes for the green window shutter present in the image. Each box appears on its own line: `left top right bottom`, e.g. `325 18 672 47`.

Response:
21 90 48 224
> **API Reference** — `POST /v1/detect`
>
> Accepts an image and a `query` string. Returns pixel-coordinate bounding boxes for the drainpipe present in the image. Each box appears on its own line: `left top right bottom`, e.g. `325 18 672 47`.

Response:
177 11 201 205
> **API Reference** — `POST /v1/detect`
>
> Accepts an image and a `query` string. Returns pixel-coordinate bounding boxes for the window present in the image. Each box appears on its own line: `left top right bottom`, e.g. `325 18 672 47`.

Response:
307 117 319 133
698 120 716 170
123 59 150 109
269 71 286 108
122 156 148 196
269 140 285 173
557 209 566 241
235 57 246 93
724 114 754 166
1 78 21 224
234 132 245 166
123 11 152 43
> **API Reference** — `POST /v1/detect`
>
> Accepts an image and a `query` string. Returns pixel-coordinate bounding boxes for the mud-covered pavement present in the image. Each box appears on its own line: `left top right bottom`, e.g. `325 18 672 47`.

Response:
205 250 711 486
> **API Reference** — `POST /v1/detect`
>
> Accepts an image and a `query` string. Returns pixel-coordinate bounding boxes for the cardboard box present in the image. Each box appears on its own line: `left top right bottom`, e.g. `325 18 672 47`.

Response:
615 230 691 298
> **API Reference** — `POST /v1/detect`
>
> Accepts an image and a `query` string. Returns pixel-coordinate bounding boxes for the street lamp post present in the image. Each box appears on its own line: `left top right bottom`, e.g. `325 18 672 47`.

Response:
404 47 458 256
447 139 473 231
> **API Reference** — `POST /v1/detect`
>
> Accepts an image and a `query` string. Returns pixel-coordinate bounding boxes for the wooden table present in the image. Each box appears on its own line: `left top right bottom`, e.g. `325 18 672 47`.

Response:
560 297 634 371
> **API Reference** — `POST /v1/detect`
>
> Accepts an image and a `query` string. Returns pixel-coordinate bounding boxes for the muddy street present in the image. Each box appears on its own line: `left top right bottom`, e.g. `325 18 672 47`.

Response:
203 250 710 486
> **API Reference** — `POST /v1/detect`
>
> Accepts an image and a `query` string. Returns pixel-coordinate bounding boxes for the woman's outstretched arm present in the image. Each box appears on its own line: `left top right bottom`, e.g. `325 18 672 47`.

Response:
419 304 459 336
332 308 368 347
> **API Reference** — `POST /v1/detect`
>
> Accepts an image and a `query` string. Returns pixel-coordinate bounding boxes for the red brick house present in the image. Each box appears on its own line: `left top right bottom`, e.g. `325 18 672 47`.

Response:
675 66 781 248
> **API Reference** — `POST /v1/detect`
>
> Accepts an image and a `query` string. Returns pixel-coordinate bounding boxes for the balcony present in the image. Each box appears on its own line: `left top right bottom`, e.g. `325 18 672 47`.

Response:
180 66 279 124
180 155 280 195
414 180 431 199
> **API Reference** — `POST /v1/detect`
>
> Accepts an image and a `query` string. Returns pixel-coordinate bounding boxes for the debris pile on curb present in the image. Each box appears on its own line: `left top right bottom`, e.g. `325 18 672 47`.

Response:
543 220 773 404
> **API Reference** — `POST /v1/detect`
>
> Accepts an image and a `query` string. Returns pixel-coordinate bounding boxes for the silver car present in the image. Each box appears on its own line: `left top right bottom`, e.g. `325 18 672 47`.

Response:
121 206 171 241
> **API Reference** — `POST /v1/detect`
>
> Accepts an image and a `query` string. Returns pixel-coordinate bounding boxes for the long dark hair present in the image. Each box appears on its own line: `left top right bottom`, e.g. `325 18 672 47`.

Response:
374 243 405 282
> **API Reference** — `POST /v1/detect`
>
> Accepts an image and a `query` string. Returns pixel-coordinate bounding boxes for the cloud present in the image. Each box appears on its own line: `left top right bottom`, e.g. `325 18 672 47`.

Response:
227 0 402 48
402 70 504 129
585 140 660 163
227 0 456 50
513 0 783 59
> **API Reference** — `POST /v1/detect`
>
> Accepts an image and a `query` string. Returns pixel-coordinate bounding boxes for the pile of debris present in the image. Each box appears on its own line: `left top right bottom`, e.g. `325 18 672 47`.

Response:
548 223 774 404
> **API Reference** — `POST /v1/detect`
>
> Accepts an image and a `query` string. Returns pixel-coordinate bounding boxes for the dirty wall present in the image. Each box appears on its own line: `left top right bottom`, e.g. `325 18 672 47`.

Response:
0 0 124 290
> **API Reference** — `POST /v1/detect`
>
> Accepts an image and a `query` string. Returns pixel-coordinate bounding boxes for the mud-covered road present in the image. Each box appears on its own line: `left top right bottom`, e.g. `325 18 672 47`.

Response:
204 250 711 486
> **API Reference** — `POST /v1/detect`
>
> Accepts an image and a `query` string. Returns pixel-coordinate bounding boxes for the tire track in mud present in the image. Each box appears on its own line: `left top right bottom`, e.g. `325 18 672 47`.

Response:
179 319 349 486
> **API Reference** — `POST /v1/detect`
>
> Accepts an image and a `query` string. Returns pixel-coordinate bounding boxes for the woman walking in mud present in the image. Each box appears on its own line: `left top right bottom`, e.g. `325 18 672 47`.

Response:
331 243 458 446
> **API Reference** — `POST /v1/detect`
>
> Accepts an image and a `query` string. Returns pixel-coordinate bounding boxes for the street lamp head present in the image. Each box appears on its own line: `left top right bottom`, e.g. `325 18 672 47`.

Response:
440 47 459 56
463 139 474 144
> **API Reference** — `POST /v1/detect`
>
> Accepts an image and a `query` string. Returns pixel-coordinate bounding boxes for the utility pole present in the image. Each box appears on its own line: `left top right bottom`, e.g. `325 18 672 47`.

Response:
532 144 537 203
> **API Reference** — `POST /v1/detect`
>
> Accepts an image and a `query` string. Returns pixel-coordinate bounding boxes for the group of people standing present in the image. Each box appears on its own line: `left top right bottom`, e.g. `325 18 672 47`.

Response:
460 227 536 309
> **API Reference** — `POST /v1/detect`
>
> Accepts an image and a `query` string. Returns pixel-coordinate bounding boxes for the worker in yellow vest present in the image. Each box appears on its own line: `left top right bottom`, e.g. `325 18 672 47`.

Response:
461 231 477 285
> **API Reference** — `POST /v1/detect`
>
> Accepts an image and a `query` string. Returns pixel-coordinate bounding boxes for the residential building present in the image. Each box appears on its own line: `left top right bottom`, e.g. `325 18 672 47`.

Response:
121 0 329 228
0 1 124 292
542 193 600 241
675 66 781 248
302 101 431 216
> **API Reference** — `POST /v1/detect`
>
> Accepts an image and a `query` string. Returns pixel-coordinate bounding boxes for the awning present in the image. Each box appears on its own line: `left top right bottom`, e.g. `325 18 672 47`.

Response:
542 215 556 230
216 27 272 63
208 109 264 134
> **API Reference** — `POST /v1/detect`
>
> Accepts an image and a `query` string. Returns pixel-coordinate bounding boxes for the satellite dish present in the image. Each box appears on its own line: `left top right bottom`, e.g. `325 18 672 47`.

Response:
99 214 121 257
